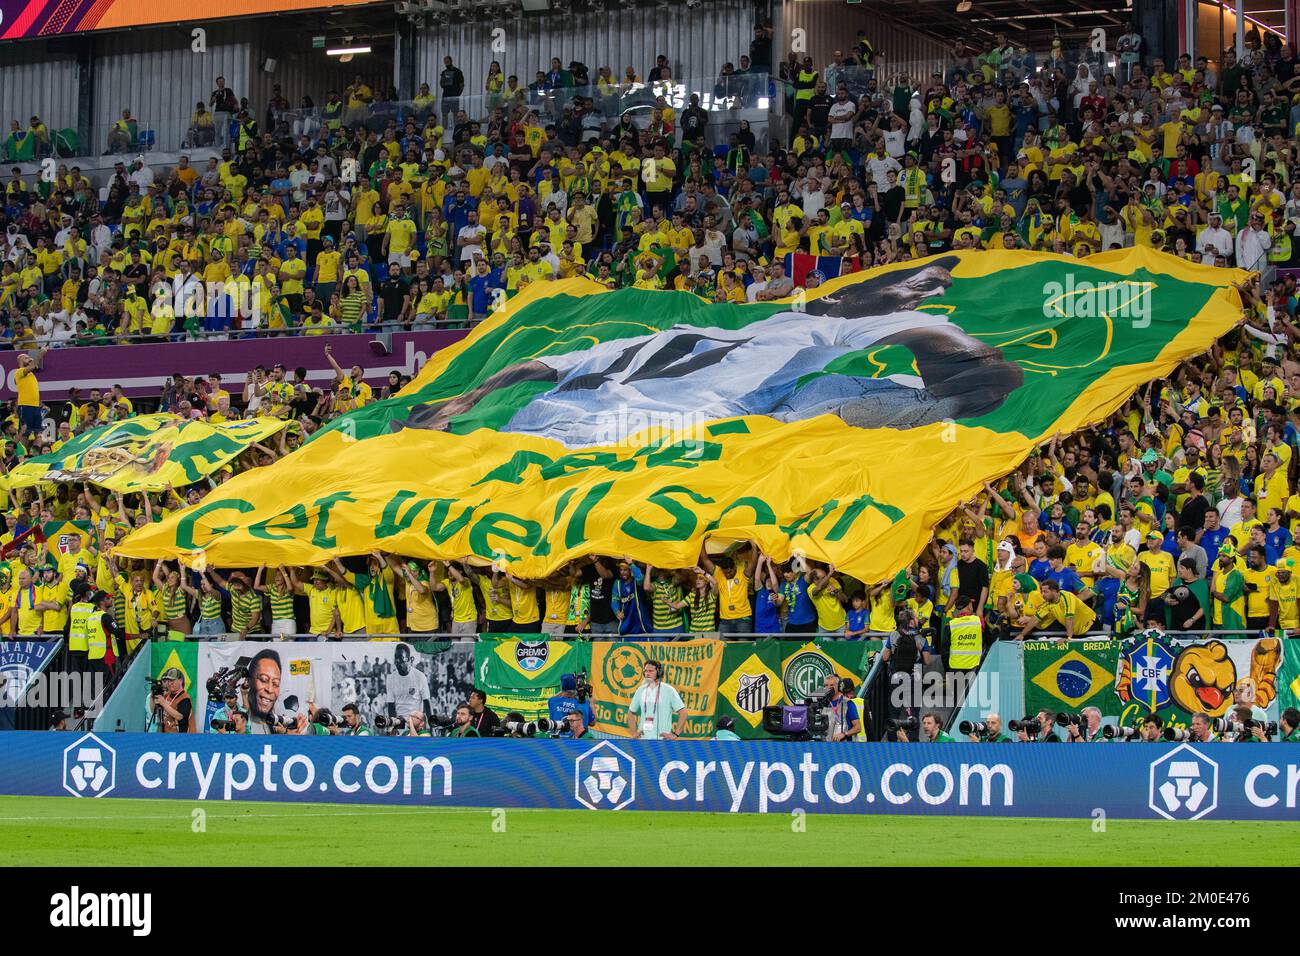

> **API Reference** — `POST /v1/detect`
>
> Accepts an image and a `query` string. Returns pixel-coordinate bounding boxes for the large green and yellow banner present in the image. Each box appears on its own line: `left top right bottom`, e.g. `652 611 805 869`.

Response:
5 414 286 493
116 250 1246 580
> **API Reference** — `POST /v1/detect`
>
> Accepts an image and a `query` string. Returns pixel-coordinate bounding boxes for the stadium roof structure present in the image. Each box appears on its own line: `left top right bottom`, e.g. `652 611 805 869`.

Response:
850 0 1286 52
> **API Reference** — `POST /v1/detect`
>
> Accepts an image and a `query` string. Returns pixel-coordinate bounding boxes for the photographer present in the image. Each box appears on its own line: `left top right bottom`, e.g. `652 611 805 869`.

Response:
450 703 481 738
1229 704 1270 742
563 709 594 739
1189 712 1218 743
919 711 955 743
341 703 372 736
1140 715 1164 742
405 712 435 737
823 674 861 742
1064 706 1105 743
152 667 194 733
1015 708 1061 742
967 713 1012 742
213 710 247 734
547 672 594 729
1282 707 1300 742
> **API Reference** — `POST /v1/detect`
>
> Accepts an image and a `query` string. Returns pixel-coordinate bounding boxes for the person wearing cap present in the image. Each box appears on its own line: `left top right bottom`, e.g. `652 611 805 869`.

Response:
151 666 194 733
34 562 70 638
1268 558 1299 636
287 566 340 638
1208 542 1247 631
1138 529 1176 600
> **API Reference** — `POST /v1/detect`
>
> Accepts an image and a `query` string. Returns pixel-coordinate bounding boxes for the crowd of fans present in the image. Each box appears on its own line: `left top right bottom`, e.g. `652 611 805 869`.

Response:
0 20 1299 665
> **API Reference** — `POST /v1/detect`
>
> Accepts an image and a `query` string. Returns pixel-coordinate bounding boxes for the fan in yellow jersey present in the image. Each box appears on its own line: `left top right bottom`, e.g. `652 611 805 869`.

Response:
476 567 514 632
1017 578 1097 639
291 567 342 637
397 558 444 634
1268 558 1300 636
442 561 480 636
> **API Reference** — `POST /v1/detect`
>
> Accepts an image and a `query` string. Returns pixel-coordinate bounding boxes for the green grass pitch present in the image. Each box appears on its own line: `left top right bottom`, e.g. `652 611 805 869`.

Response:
0 796 1297 866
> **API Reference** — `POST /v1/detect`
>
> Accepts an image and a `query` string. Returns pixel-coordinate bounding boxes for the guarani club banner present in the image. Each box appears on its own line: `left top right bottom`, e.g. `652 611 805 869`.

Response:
1024 636 1286 731
474 637 594 721
3 415 286 493
116 249 1247 583
193 640 475 735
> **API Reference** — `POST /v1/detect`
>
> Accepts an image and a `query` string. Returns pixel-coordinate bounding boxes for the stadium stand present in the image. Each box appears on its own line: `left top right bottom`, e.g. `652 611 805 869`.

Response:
0 0 1299 747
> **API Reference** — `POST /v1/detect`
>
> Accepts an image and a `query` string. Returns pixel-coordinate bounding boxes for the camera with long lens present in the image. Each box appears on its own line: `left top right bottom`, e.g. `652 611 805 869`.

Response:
206 665 248 700
147 678 165 697
762 688 832 740
1009 717 1041 736
373 713 410 735
1163 727 1192 742
886 716 919 734
1104 725 1140 741
1056 712 1085 728
313 708 341 729
958 720 987 737
210 717 238 733
1230 719 1277 739
525 716 566 737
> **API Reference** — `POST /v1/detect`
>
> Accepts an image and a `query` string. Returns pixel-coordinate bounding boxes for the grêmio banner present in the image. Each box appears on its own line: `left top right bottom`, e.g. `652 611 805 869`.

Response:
5 732 1300 820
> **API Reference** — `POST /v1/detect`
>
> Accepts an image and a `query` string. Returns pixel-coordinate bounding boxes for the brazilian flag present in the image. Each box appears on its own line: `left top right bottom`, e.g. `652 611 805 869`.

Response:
1024 641 1120 714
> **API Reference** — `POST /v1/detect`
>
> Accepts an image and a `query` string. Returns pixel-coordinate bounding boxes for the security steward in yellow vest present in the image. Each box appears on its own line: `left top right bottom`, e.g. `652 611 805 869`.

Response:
946 595 984 671
66 580 95 675
152 665 194 733
85 589 126 679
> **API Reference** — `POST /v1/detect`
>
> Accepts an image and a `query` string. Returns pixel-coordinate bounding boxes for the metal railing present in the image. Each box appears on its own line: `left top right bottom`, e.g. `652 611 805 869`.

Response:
102 626 1272 643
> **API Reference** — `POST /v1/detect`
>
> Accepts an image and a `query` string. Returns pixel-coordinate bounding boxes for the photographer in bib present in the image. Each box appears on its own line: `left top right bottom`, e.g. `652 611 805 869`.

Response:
627 660 686 739
822 673 861 742
151 666 194 733
961 713 1013 742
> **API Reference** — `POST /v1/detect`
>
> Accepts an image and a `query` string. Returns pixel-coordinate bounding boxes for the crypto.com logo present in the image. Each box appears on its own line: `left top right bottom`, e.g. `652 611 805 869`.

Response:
574 740 636 810
1148 743 1218 821
62 732 116 798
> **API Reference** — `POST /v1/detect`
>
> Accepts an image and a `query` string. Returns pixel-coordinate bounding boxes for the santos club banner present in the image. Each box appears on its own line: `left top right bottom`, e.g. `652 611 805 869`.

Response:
3 414 286 493
1024 636 1287 730
117 250 1246 580
6 731 1300 820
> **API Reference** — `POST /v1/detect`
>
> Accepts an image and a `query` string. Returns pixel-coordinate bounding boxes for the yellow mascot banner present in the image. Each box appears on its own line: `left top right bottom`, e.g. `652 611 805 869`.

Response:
116 250 1246 581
